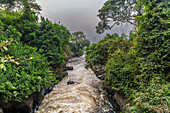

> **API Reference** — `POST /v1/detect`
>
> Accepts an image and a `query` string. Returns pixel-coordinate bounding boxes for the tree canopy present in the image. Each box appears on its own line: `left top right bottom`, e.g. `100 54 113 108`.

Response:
96 0 142 33
0 0 41 12
96 0 169 34
69 31 90 57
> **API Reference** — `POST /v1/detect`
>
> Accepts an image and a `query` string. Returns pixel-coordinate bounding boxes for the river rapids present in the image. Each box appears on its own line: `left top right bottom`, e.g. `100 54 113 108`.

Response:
36 55 115 113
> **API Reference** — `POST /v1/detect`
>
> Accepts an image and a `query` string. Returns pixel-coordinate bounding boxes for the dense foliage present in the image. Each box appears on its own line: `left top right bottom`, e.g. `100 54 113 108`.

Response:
137 0 170 81
86 0 170 112
0 7 71 69
0 20 56 103
19 17 71 69
69 31 90 57
85 33 129 68
0 0 73 106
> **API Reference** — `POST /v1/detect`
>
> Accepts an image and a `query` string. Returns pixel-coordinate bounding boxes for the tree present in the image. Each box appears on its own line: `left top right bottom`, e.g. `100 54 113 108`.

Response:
96 0 144 34
0 0 41 12
21 17 71 69
85 33 129 68
0 0 16 9
70 31 90 57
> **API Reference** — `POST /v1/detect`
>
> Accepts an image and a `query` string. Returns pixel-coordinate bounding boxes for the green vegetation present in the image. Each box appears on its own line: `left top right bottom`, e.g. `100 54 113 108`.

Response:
86 0 170 112
0 0 74 106
0 21 56 103
85 33 129 68
69 31 90 57
0 0 169 112
20 17 71 69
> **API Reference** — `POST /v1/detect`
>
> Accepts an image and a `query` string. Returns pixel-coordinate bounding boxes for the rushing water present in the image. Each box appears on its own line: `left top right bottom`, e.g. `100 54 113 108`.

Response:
36 55 114 113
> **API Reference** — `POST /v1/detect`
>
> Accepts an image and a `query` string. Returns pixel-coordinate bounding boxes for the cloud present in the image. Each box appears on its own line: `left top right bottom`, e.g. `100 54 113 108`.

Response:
36 0 132 43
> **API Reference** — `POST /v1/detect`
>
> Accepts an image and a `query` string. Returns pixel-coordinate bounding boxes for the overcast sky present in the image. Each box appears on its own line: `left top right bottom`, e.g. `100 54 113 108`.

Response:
36 0 132 43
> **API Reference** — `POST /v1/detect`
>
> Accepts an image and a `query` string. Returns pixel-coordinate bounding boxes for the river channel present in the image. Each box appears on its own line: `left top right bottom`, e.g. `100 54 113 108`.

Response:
36 55 117 113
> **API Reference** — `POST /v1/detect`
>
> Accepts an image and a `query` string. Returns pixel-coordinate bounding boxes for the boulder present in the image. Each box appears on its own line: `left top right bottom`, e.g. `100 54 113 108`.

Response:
23 95 33 111
67 81 80 85
97 75 105 80
114 92 130 112
104 85 120 111
63 66 73 71
33 90 44 109
91 66 105 76
12 94 34 112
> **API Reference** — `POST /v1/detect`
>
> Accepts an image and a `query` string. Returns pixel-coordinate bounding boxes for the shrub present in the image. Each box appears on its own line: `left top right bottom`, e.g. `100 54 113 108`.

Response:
127 78 169 113
136 0 170 81
0 9 71 69
85 33 129 68
105 44 141 97
18 17 71 69
0 21 56 103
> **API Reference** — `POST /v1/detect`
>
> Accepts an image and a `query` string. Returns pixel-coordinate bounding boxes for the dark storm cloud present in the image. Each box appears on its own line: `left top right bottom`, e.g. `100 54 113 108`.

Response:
36 0 132 43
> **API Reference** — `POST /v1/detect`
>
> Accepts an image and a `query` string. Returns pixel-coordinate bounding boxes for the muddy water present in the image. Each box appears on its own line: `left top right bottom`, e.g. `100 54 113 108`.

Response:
36 55 114 113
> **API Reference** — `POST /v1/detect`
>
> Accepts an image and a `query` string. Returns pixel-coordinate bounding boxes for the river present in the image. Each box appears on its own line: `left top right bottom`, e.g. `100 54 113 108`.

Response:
36 55 117 113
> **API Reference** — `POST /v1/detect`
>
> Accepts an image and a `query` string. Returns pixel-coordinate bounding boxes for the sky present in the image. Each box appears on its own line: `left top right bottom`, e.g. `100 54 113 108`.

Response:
36 0 132 43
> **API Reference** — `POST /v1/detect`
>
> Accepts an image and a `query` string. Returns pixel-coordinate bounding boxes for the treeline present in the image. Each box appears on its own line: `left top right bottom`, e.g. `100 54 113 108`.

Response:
86 0 169 112
0 0 89 110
